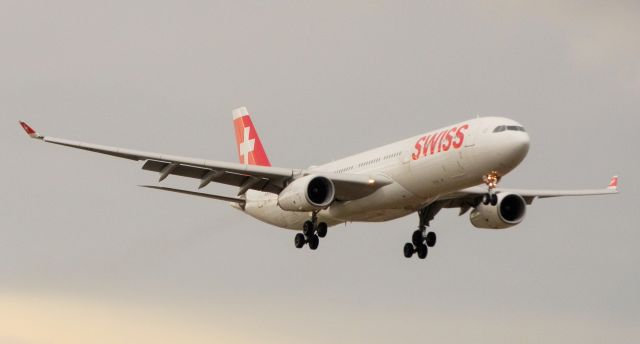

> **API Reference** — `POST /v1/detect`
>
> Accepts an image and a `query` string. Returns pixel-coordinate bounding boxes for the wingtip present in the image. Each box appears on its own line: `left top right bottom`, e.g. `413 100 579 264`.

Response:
18 121 42 139
607 175 619 190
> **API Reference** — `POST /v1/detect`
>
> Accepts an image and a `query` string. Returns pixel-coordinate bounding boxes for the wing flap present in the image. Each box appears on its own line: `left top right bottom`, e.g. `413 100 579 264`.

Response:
142 160 208 179
139 185 246 204
141 160 280 193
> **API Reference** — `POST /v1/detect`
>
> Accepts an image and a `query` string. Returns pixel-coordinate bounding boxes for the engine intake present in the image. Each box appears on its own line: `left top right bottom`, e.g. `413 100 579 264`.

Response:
278 175 335 211
470 193 526 229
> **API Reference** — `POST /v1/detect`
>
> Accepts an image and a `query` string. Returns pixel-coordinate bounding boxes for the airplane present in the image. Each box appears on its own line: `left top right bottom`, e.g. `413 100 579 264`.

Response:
19 107 619 260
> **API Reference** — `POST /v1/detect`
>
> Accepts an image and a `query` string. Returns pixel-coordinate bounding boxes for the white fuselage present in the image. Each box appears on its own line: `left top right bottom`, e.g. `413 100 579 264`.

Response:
240 117 530 230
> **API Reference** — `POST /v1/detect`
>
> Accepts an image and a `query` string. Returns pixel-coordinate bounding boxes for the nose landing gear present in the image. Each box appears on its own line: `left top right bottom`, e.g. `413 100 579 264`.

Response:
294 211 328 250
482 171 501 206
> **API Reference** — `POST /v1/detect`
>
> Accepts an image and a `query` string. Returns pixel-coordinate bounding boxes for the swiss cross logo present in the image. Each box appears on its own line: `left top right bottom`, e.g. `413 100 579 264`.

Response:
232 110 271 167
239 126 255 164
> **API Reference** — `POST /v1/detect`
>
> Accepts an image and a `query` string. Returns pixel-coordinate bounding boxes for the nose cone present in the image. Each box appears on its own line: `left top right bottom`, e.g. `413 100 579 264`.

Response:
476 118 531 175
506 131 530 166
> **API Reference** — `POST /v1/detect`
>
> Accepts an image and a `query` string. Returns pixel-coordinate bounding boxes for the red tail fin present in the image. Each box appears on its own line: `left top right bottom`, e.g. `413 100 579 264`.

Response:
232 107 271 166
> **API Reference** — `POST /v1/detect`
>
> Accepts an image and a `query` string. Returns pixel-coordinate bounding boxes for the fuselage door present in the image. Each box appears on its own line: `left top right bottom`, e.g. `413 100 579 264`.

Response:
463 124 477 148
460 123 483 170
402 148 411 164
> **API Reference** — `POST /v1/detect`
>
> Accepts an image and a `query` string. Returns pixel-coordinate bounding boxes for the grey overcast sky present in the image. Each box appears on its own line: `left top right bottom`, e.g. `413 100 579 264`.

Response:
1 1 639 343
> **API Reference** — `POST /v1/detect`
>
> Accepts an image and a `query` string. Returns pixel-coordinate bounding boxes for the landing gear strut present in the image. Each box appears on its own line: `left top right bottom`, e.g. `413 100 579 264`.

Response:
403 203 442 260
294 211 328 250
482 171 500 206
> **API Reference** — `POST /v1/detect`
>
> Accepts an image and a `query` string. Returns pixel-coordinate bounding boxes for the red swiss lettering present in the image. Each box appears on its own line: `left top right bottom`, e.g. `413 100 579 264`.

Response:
442 127 456 151
412 124 470 161
421 134 432 157
452 124 469 149
412 136 426 160
425 132 444 156
437 129 449 153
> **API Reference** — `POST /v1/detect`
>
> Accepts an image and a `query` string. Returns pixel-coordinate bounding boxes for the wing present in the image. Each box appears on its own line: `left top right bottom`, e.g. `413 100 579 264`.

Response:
18 121 391 200
436 176 619 215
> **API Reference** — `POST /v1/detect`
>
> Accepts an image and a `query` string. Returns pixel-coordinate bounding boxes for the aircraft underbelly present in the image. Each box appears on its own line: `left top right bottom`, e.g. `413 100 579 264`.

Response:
243 181 425 229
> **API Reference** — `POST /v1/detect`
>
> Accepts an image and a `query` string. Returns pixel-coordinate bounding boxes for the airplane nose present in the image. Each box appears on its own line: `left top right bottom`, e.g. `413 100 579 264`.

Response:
509 132 530 162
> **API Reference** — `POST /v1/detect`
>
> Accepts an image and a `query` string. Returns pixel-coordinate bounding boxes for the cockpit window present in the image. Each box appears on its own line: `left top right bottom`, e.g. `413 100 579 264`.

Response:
494 125 525 133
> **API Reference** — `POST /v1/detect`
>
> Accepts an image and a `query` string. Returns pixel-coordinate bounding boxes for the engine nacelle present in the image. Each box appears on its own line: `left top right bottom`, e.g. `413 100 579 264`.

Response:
277 175 335 211
470 193 527 229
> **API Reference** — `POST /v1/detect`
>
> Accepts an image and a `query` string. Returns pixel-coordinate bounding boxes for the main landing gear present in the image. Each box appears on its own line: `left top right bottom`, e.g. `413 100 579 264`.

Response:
294 211 328 250
481 171 500 206
404 204 442 260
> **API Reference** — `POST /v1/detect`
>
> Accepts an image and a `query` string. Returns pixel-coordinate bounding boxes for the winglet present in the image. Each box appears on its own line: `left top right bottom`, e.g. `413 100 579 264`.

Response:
607 175 618 190
18 121 43 139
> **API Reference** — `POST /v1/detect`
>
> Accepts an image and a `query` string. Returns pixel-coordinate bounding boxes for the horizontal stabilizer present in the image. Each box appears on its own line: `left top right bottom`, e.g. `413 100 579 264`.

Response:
139 185 246 204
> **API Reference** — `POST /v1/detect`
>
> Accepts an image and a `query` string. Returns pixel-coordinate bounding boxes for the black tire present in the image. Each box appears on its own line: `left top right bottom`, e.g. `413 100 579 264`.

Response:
411 230 424 246
303 220 314 236
416 243 428 259
294 233 305 248
403 243 414 258
483 194 491 205
308 235 319 250
317 222 328 238
425 231 436 247
490 193 498 206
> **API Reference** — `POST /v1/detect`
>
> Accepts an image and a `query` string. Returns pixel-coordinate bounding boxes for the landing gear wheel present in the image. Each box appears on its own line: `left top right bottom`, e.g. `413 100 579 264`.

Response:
425 231 436 247
416 244 428 259
490 193 498 206
411 230 424 246
403 243 414 258
294 233 305 248
316 222 328 238
303 220 314 236
483 194 491 205
308 235 319 250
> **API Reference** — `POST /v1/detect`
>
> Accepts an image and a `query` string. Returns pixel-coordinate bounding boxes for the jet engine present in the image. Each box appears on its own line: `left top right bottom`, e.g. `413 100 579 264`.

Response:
278 175 335 211
470 193 526 229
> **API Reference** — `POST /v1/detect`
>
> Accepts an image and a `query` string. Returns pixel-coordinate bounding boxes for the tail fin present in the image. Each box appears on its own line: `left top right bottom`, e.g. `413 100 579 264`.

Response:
232 107 271 166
